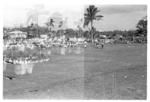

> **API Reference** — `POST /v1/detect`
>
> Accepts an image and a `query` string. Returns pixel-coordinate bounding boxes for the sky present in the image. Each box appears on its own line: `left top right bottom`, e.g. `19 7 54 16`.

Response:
3 4 147 31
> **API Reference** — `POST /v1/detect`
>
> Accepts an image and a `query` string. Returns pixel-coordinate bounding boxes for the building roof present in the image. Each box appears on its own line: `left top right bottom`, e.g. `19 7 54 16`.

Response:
9 30 27 34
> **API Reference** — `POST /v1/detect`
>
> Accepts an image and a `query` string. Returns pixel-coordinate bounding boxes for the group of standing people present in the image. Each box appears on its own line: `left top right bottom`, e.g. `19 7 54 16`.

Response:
94 39 105 49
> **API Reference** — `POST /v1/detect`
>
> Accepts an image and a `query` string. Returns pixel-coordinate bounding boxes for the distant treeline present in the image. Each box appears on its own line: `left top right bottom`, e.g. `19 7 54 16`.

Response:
3 15 147 43
3 27 147 40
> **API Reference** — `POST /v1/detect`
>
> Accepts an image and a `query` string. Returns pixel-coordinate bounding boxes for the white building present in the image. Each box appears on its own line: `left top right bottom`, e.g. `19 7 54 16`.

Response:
8 30 27 39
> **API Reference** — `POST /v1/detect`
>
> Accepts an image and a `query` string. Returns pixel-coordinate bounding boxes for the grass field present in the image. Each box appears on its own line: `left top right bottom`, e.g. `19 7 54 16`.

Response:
3 44 147 99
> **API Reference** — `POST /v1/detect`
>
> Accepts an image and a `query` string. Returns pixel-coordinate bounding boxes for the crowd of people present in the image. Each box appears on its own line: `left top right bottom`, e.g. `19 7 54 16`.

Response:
3 36 90 65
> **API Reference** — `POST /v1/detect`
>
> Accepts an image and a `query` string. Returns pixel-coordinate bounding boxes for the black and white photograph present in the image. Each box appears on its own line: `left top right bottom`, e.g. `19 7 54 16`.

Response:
2 0 148 100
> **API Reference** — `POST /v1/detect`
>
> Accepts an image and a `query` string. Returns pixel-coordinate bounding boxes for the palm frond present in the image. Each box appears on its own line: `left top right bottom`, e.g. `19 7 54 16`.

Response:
95 15 103 20
84 5 103 28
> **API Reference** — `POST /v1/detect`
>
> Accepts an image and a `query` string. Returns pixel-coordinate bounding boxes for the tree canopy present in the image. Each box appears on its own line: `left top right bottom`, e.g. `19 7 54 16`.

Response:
136 16 147 37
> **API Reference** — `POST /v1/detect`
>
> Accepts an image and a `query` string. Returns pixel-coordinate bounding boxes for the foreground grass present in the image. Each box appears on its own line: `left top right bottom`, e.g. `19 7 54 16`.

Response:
3 44 147 99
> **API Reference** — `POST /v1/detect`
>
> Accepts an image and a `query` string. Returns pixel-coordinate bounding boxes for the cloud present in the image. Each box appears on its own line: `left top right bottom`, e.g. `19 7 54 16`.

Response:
99 5 147 15
3 4 147 31
26 4 50 26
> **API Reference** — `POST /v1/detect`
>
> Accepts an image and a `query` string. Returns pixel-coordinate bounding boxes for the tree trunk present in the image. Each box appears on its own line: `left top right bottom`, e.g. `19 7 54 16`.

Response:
91 20 93 43
132 34 135 43
49 27 52 37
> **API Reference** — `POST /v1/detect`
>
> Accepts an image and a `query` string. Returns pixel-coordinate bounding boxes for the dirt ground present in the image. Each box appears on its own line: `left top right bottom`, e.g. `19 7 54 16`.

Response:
3 44 147 99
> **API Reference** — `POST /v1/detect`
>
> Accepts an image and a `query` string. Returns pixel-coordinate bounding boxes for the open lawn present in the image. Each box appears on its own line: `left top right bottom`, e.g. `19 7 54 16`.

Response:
3 44 147 99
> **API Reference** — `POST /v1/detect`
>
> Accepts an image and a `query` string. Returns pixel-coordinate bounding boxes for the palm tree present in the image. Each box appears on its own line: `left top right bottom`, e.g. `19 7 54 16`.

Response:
59 21 63 28
84 5 103 42
58 21 64 37
27 23 37 38
77 25 83 38
46 18 55 37
46 18 55 32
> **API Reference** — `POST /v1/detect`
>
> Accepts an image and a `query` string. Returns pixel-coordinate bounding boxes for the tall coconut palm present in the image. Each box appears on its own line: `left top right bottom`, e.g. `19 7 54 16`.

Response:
84 5 103 42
